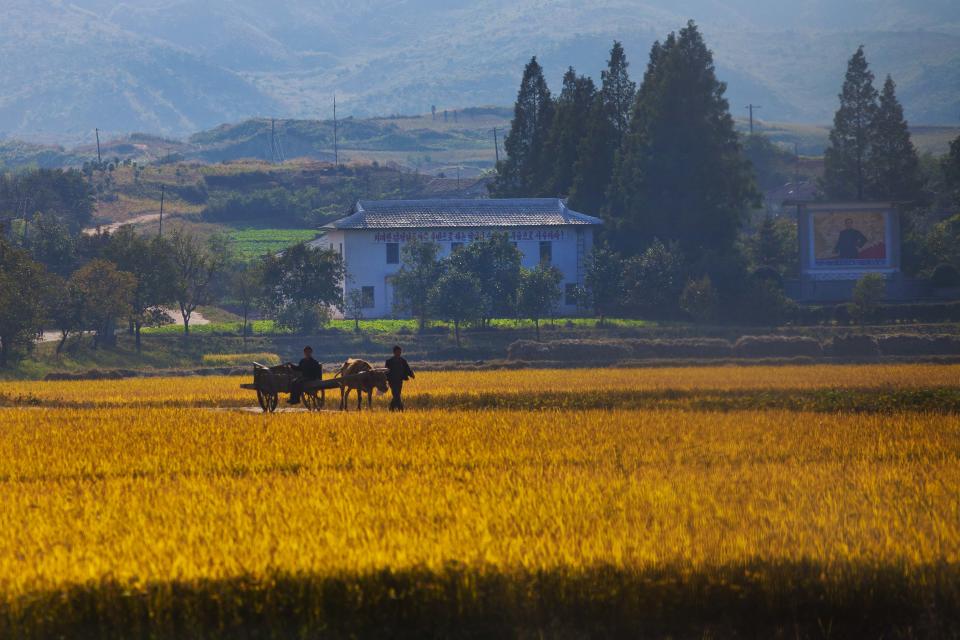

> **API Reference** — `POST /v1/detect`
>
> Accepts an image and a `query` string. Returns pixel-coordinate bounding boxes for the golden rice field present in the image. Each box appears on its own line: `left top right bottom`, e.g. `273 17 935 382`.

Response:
0 364 958 637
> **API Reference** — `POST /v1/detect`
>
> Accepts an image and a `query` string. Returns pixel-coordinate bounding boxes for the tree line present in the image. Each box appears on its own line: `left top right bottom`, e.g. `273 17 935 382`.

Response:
0 227 346 367
491 22 960 318
386 235 562 344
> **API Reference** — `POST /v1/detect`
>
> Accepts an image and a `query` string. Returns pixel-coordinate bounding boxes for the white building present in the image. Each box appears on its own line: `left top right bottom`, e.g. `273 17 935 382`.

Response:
311 198 602 319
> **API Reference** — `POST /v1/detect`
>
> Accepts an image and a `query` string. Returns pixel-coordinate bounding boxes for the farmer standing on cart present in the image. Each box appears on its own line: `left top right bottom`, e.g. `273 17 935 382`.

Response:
385 345 415 411
287 346 322 405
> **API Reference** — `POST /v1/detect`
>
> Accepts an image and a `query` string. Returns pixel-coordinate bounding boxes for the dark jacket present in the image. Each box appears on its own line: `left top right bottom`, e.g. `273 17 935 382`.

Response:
292 357 323 381
385 356 414 384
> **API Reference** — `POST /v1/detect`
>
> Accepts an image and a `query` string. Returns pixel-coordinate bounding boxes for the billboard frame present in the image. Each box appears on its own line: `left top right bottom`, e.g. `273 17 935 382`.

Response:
797 202 900 281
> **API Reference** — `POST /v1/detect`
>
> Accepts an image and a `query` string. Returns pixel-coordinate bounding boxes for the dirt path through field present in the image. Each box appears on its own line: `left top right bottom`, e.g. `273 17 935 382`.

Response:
37 308 210 343
83 212 161 236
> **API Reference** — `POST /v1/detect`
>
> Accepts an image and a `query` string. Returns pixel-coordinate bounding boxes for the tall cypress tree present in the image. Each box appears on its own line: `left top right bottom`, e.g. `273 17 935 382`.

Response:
543 67 596 196
945 135 960 208
568 41 636 214
491 57 553 197
823 46 878 201
602 41 636 145
605 22 755 256
868 76 922 202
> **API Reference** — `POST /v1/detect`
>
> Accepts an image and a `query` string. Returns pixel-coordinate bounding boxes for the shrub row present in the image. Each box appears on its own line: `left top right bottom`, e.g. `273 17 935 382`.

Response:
792 301 960 325
508 334 960 361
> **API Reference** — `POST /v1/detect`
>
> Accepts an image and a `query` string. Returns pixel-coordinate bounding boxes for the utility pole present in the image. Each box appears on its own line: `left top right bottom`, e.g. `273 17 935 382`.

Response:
492 127 500 165
95 128 102 165
270 118 277 163
745 104 761 135
158 185 165 238
794 142 800 188
333 94 339 167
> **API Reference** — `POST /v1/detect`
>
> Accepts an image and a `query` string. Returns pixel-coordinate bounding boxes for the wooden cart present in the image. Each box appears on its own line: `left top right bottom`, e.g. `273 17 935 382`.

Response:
240 362 332 413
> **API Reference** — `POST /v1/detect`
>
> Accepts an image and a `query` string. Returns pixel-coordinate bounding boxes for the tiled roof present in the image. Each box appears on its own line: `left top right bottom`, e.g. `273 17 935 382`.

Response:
324 198 602 229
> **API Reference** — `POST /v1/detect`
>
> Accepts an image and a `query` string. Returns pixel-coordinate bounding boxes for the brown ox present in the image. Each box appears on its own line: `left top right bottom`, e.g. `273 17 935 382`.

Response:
334 358 388 411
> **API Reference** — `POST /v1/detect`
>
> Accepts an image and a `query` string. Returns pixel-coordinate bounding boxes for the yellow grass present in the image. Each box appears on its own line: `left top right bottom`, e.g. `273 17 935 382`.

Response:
0 365 958 636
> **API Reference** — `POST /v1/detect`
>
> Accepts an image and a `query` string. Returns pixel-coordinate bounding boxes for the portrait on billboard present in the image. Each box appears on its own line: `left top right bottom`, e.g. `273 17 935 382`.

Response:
812 211 888 267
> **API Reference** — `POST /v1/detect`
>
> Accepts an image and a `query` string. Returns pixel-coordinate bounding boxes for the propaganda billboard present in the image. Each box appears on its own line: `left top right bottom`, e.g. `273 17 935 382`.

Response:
811 211 888 268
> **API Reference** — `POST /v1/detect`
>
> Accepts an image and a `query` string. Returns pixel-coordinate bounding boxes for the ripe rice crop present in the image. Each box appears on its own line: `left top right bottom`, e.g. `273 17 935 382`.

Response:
0 365 958 637
200 352 280 367
1 363 958 411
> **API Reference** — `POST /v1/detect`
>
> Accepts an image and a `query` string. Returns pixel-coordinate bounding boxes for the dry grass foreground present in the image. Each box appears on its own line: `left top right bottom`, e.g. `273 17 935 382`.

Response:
0 366 958 637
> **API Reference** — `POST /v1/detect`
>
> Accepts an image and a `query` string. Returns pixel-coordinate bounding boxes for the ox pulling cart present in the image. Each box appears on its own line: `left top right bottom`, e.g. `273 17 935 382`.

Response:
240 362 389 413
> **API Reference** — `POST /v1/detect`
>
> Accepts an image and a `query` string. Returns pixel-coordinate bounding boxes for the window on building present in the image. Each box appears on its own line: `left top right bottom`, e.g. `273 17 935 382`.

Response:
361 286 375 309
565 283 579 306
539 241 552 264
451 242 464 253
386 242 399 264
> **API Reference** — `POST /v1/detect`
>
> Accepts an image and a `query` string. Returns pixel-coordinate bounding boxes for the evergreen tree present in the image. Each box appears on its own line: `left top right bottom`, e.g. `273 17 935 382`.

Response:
822 46 878 201
942 135 960 208
606 23 755 256
601 41 636 144
567 96 617 215
868 76 922 202
543 68 596 196
568 41 636 215
491 57 554 196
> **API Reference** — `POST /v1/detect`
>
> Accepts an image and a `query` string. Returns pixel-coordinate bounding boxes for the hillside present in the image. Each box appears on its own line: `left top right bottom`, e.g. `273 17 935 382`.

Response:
3 112 956 176
0 1 957 139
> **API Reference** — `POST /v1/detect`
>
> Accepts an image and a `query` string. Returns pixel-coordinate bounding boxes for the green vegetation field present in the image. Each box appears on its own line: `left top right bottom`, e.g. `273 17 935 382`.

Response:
225 227 320 259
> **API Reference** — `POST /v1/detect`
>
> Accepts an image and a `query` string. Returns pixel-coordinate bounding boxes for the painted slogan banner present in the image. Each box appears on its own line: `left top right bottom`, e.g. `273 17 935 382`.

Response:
812 211 888 267
372 229 565 243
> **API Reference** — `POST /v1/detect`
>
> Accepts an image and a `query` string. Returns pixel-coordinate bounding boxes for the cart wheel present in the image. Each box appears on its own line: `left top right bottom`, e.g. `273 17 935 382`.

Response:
304 393 317 412
257 390 279 413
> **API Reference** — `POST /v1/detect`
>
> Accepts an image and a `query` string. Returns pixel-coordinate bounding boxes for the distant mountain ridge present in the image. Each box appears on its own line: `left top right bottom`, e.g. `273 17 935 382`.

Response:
0 1 958 140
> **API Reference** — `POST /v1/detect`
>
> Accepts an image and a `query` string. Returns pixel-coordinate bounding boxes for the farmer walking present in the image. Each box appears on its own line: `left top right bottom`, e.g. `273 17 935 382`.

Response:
385 345 415 412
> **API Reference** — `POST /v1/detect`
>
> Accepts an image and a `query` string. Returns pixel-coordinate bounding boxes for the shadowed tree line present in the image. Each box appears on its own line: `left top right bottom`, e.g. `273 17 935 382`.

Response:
491 22 960 322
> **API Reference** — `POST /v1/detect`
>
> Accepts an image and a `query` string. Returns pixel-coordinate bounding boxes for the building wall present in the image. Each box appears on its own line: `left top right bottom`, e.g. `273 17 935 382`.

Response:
317 226 595 318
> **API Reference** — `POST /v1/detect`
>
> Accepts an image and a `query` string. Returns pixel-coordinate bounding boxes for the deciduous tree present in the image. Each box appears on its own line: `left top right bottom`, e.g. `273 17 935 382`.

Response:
582 246 623 324
392 239 441 330
518 264 562 341
0 239 48 366
445 233 522 323
261 243 344 334
169 229 229 336
69 259 136 349
104 227 176 351
430 268 484 348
